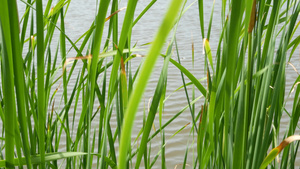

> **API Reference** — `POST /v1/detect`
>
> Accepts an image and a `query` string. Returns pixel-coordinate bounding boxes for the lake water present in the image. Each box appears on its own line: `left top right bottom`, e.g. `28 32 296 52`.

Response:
15 0 300 168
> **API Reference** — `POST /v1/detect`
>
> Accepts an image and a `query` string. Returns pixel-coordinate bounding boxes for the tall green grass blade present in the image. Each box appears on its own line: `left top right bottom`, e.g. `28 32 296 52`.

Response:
135 41 172 169
88 0 110 168
197 0 204 39
36 0 46 168
7 0 32 168
0 2 17 168
108 0 138 97
232 69 246 168
160 130 166 169
182 146 188 169
223 0 244 167
20 0 32 49
118 0 184 167
206 0 215 40
175 37 198 131
59 7 72 168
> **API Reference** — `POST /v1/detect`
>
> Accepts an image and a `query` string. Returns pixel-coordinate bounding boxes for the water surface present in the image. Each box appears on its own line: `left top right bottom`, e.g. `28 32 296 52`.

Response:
15 0 300 168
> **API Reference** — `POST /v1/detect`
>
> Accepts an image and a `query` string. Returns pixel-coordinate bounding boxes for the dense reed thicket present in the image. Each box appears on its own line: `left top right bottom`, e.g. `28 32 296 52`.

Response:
0 0 300 168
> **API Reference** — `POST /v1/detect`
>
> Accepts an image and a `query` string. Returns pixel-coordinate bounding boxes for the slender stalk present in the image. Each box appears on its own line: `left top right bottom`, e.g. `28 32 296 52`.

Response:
118 0 184 168
36 0 46 167
0 2 16 168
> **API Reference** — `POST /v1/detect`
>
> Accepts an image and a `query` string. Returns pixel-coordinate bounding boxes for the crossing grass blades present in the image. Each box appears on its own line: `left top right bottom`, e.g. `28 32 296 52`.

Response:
0 0 300 168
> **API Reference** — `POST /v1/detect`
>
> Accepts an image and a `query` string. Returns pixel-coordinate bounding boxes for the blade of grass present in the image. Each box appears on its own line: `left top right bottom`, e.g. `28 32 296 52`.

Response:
0 4 16 168
223 0 244 167
175 37 198 131
169 58 207 97
36 0 46 167
260 135 300 169
135 40 173 169
87 0 110 168
7 0 32 168
197 0 204 39
118 0 184 168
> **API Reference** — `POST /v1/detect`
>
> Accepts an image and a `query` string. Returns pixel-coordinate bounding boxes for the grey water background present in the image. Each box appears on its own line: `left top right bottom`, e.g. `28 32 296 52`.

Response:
15 0 300 168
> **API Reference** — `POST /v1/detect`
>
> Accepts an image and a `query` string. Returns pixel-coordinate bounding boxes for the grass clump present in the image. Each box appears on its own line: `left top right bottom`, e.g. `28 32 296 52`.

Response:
0 0 300 168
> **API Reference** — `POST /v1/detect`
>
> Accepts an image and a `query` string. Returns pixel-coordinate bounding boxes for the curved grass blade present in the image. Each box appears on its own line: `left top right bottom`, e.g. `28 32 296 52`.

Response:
135 41 172 169
118 0 185 168
259 135 300 169
169 58 207 97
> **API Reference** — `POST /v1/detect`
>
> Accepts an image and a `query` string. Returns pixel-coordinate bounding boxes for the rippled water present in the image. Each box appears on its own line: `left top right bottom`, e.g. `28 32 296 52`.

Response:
15 0 300 168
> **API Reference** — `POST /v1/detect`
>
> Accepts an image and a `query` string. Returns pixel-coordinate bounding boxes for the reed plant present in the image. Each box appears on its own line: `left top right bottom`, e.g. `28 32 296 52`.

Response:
0 0 300 168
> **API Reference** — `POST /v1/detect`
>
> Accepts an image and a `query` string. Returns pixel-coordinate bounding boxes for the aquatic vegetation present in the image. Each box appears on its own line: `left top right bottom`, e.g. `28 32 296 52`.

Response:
0 0 299 168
